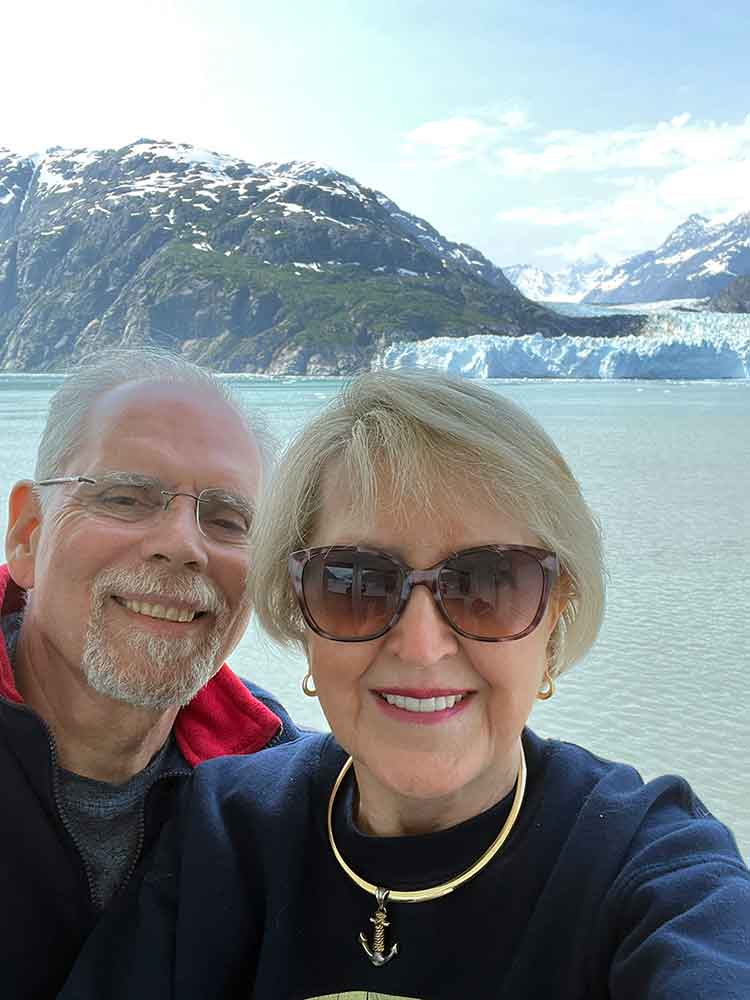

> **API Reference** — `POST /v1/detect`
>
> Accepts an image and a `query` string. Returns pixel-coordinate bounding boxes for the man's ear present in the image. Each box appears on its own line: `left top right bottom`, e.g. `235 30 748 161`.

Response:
6 481 42 590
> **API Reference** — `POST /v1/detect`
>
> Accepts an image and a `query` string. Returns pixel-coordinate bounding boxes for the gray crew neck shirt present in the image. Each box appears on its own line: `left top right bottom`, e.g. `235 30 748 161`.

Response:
57 735 188 908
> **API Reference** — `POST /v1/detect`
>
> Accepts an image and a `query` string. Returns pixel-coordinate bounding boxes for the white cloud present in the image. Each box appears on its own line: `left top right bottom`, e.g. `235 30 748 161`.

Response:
403 109 531 163
407 112 749 206
489 114 750 263
532 169 748 264
497 206 592 226
498 110 531 131
539 233 615 264
405 117 496 162
494 114 750 176
405 110 750 263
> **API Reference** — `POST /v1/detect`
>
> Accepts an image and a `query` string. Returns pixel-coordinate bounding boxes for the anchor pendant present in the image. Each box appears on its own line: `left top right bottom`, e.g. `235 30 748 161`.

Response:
359 887 399 966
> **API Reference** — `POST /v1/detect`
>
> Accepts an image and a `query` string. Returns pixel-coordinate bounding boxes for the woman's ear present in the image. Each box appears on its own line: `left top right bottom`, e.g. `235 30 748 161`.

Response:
547 571 573 635
6 481 42 590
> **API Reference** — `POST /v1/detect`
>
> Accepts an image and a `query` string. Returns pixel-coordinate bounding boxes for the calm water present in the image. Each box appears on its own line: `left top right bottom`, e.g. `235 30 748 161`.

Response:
1 375 748 859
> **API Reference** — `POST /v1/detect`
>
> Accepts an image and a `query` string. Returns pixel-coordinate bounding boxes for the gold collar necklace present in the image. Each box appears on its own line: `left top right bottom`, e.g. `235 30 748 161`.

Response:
327 745 527 967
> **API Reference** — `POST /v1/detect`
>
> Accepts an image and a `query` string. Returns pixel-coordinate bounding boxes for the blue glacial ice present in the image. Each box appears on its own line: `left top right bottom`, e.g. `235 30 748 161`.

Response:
377 311 750 379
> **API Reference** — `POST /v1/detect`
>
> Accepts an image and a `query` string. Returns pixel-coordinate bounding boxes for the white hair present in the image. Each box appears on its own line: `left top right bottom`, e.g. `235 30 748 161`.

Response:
250 368 606 677
34 348 275 497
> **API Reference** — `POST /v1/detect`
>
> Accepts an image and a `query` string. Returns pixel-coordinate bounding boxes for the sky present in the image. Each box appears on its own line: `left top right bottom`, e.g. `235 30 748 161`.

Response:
3 0 750 271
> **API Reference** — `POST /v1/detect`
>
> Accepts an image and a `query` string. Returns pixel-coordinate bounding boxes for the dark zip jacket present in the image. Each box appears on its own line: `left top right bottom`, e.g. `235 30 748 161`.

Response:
0 564 298 999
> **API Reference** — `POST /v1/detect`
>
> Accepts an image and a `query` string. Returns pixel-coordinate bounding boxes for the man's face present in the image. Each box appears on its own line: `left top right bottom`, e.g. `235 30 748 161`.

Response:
21 381 263 709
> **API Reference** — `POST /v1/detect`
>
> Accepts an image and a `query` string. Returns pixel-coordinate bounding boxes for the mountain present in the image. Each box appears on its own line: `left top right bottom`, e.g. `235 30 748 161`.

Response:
584 212 750 305
504 257 609 303
0 140 643 373
708 274 750 313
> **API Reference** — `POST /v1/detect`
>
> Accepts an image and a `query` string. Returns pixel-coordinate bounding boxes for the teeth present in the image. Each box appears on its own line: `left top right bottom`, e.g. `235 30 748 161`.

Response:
381 693 464 712
120 598 196 622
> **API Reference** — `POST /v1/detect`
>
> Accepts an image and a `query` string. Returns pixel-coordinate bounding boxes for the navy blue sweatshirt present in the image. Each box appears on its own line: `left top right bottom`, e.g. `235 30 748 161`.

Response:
0 565 298 1000
60 729 750 999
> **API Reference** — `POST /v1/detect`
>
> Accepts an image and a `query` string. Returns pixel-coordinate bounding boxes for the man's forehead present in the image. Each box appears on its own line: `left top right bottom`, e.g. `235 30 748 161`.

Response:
69 380 262 492
90 379 233 421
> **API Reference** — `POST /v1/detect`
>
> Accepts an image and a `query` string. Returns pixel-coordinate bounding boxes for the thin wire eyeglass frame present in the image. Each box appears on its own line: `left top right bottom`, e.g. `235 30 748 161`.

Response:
288 543 560 643
35 474 252 543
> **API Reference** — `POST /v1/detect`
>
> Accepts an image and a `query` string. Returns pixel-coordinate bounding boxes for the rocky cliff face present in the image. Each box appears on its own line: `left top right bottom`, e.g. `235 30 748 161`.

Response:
708 275 750 313
0 140 643 372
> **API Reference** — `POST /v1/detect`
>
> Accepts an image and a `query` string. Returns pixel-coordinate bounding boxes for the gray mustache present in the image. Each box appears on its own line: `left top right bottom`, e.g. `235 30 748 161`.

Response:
92 566 228 616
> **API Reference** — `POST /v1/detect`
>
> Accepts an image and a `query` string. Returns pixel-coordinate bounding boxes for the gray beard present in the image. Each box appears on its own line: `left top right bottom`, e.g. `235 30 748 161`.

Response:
81 567 236 710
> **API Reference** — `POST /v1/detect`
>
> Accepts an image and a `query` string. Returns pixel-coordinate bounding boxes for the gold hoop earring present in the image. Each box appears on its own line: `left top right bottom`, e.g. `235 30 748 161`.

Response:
302 670 318 698
537 670 555 701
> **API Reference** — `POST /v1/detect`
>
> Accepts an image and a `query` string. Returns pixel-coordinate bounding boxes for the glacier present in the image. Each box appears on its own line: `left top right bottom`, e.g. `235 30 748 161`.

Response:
377 311 750 379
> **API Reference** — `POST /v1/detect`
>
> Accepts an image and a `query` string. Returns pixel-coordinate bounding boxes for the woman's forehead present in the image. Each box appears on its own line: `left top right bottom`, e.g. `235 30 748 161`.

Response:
314 463 535 550
318 459 459 518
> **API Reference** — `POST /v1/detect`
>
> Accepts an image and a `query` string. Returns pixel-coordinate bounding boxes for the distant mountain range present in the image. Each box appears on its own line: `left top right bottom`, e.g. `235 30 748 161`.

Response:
503 257 609 303
505 212 750 307
583 212 750 305
0 140 642 373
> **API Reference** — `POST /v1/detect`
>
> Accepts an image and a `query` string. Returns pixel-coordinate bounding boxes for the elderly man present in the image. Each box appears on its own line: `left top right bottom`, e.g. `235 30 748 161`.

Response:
0 350 297 998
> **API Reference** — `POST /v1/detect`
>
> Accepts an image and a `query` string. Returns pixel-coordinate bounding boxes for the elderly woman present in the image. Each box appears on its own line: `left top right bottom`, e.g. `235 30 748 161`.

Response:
62 370 748 1000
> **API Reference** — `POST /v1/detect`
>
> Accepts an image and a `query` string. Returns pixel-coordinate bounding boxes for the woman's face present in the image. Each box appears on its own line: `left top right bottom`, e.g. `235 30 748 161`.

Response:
305 471 565 823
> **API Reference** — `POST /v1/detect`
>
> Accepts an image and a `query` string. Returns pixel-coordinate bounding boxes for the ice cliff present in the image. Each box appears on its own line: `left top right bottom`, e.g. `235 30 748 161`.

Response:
377 311 750 379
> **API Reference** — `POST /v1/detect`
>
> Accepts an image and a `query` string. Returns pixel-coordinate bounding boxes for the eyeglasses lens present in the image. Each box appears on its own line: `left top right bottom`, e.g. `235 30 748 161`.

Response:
301 548 545 641
302 552 403 639
196 492 252 543
81 482 162 518
77 481 250 543
438 549 544 639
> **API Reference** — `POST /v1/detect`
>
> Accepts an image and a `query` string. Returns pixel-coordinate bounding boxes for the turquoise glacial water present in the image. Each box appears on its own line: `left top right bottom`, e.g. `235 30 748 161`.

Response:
0 375 748 858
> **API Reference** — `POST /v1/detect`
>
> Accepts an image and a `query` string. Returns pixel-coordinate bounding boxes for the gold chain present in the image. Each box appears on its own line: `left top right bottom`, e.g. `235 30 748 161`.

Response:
327 745 527 903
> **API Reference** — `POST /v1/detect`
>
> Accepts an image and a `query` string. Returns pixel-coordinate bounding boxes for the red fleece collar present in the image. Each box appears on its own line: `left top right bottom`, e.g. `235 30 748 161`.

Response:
0 565 281 765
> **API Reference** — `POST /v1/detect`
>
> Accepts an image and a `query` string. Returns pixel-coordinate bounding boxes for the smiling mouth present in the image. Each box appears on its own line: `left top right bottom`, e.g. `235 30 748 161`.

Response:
378 693 467 713
112 596 207 623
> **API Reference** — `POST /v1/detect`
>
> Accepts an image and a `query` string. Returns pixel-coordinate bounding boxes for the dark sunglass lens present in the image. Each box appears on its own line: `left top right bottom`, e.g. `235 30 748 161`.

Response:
302 551 403 639
439 549 545 639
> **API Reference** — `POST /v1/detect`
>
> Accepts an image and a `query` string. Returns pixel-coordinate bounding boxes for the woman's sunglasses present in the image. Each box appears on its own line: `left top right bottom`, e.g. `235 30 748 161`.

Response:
288 544 560 643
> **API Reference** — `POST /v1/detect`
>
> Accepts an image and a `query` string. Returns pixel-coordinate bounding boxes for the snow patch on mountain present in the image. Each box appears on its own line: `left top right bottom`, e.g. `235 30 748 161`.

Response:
504 257 609 302
1 140 521 295
123 140 246 176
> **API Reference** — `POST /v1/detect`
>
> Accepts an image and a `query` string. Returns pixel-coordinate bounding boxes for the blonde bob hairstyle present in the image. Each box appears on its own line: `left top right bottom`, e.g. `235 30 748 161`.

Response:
250 369 605 677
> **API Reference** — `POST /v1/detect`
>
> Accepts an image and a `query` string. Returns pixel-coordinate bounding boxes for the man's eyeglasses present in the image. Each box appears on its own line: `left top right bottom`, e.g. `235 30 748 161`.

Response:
288 544 560 643
36 473 254 545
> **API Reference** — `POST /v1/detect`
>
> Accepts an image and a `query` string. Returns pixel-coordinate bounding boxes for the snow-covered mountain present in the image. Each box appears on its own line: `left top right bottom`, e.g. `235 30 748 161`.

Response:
584 212 750 305
0 139 646 373
504 257 609 302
